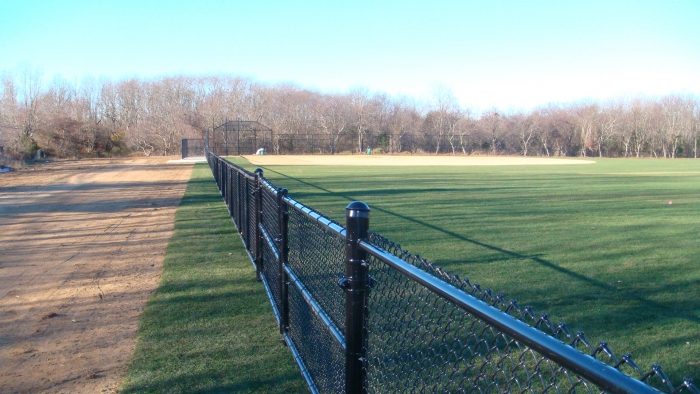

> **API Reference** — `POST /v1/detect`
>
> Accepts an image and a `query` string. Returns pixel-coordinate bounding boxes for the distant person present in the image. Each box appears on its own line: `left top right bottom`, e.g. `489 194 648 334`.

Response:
255 148 265 155
366 148 371 155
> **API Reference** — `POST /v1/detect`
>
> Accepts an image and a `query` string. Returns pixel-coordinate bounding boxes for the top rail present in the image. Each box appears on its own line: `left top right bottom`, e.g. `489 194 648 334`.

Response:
204 148 698 394
359 239 659 394
284 196 345 239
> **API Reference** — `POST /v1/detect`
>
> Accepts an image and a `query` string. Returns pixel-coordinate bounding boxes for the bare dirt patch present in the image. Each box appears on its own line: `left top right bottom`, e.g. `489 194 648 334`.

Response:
0 157 193 393
243 154 596 166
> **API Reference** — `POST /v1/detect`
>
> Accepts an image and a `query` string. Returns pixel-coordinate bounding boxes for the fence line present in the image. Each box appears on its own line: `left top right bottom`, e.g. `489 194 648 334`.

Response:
205 149 697 394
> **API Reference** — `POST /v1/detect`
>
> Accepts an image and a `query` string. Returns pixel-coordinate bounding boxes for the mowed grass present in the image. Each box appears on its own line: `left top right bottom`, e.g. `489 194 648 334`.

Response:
230 157 700 382
120 164 306 393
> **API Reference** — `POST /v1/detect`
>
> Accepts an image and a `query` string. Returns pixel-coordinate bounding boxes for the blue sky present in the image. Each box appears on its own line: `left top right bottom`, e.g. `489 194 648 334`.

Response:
1 0 698 112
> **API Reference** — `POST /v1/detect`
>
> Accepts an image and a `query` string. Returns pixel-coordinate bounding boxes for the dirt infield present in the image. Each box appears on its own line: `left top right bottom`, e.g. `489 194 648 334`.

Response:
243 154 596 166
0 158 192 393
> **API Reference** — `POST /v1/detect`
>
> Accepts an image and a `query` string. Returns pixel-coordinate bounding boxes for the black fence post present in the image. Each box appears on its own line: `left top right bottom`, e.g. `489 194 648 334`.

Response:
254 168 264 282
342 201 371 394
244 173 250 249
228 168 238 219
226 166 232 215
277 188 290 336
215 159 220 188
236 171 242 233
221 164 227 202
181 139 187 159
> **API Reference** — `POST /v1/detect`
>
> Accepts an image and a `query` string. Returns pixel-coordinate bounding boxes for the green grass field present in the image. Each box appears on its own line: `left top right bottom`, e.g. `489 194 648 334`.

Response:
121 164 306 393
230 156 700 383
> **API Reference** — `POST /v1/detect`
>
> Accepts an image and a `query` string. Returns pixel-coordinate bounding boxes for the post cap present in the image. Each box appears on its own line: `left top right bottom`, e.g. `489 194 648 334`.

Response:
254 168 263 175
346 201 370 218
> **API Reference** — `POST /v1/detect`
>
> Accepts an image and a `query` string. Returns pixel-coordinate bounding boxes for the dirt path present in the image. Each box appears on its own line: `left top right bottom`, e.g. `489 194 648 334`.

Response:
0 158 193 393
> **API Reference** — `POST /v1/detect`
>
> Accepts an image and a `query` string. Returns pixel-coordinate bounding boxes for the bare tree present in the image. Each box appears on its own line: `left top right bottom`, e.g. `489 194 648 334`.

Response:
4 66 700 160
350 87 371 153
384 97 423 153
677 96 697 158
660 95 686 158
0 71 19 147
316 94 350 154
511 112 539 156
116 78 142 138
36 76 80 156
594 102 620 157
480 110 503 155
623 98 654 157
456 108 476 155
534 105 565 157
426 86 461 154
573 103 599 157
17 63 43 142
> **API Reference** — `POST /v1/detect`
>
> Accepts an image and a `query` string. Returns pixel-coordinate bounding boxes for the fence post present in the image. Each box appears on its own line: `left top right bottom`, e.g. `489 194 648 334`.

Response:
254 168 264 282
342 201 371 394
244 173 250 249
227 166 232 215
277 188 290 335
215 159 220 188
237 172 242 233
181 139 187 159
222 165 227 202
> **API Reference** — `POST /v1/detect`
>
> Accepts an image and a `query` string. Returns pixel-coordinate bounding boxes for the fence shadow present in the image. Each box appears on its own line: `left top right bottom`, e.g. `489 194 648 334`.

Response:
204 155 698 393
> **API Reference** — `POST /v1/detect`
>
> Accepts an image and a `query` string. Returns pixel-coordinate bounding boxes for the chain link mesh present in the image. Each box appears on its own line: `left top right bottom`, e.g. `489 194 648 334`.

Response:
287 206 346 333
368 231 698 394
261 231 281 311
205 151 698 394
231 171 240 227
245 176 256 255
260 184 281 313
364 251 596 393
288 281 346 393
235 173 246 244
285 203 347 392
261 183 280 242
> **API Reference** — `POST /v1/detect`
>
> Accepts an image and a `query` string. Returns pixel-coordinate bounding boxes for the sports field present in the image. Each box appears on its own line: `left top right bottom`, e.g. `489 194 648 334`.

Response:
231 154 700 382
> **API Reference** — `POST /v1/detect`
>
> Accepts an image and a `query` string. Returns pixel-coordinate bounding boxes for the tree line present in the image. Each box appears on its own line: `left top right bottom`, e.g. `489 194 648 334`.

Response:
1 65 698 159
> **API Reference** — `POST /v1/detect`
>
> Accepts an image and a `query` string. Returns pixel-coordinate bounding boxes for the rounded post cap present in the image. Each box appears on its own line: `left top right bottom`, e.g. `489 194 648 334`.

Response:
254 168 263 175
346 201 370 218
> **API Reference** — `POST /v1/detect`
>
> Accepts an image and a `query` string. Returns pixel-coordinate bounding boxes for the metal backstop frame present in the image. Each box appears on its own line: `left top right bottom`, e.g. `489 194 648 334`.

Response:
209 119 273 156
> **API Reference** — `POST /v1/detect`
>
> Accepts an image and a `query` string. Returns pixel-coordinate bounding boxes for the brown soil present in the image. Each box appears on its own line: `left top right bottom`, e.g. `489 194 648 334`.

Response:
0 157 193 393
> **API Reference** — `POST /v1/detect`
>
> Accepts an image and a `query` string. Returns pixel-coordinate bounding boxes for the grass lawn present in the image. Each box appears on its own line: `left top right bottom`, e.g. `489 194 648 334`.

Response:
229 156 700 383
120 163 306 393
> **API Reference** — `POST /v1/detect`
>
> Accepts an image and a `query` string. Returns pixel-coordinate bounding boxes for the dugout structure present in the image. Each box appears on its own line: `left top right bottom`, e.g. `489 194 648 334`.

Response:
209 119 273 156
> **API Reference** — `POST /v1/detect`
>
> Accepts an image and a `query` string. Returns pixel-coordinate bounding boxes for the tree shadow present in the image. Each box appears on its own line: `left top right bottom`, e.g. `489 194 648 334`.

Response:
261 167 700 382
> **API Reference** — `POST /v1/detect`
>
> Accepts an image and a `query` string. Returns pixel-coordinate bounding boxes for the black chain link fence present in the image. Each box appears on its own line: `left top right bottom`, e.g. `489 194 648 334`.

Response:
205 149 698 394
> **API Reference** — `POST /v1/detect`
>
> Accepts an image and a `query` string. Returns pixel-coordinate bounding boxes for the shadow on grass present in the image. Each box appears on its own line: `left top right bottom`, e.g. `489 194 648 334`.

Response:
120 164 306 394
264 167 699 312
262 166 700 382
123 371 304 394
